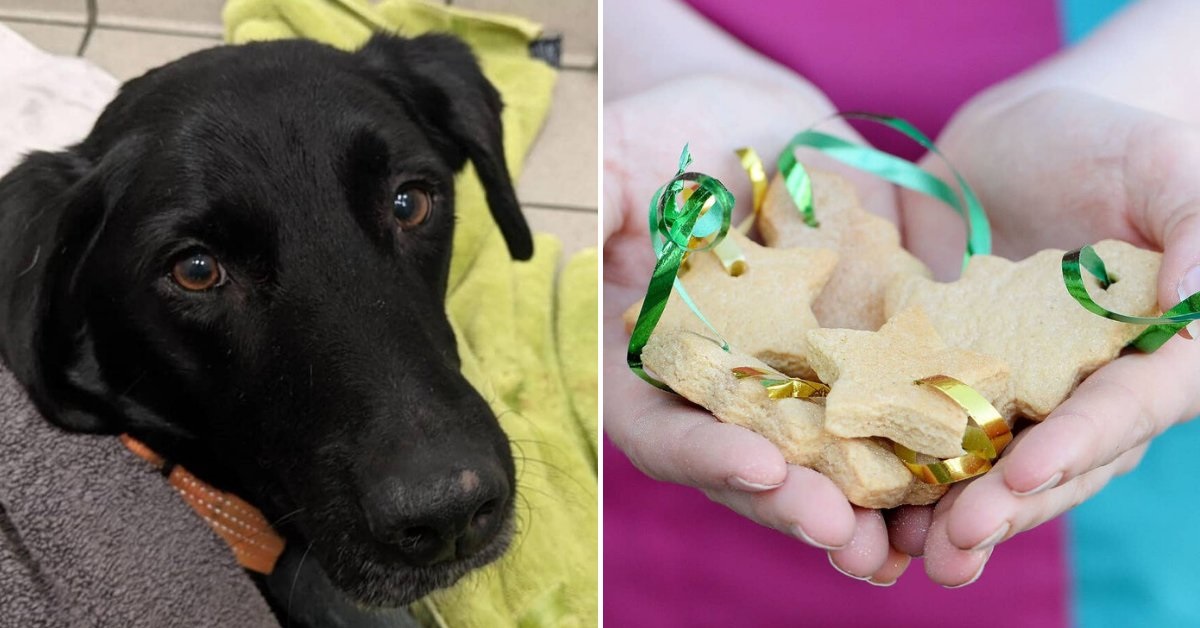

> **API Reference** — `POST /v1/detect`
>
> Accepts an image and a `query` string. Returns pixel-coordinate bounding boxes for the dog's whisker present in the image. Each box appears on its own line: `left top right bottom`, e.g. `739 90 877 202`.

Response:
269 507 307 529
286 541 315 627
494 408 540 431
513 455 584 479
506 434 597 521
15 245 40 278
509 454 595 498
510 485 559 507
505 447 596 530
118 371 148 397
507 494 535 556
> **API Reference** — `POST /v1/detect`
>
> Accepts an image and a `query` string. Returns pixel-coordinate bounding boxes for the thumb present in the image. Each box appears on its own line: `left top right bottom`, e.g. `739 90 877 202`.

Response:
1157 207 1200 339
1124 124 1200 337
1156 206 1200 336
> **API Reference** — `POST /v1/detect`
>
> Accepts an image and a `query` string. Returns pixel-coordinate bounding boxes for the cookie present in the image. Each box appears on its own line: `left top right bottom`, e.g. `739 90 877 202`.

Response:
758 170 931 331
807 306 1013 459
624 229 838 377
641 328 947 508
886 240 1161 419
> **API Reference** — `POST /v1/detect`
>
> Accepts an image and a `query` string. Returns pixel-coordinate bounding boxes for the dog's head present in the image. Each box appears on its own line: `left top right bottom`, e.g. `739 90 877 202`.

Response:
0 34 531 606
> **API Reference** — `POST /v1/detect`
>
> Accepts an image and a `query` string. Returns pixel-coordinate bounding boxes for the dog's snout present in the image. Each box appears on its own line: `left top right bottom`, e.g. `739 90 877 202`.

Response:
363 465 509 567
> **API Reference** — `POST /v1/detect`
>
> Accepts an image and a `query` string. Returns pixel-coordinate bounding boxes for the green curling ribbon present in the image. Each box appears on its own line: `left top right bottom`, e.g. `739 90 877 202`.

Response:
628 146 737 389
777 143 817 228
1062 245 1200 352
779 112 992 269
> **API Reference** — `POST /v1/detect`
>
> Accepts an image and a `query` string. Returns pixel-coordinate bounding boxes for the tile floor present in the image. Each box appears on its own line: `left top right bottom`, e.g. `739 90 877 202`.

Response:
0 0 598 260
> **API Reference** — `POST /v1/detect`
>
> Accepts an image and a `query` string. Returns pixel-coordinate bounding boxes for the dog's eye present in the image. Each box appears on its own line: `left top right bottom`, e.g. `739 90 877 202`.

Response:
170 251 226 292
392 184 431 230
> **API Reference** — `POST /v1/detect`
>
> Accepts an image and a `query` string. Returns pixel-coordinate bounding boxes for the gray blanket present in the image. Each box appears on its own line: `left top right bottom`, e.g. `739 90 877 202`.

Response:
0 365 279 627
0 23 278 628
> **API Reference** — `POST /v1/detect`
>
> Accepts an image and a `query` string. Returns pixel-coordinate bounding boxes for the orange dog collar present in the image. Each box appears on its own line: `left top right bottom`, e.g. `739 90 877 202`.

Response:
120 435 286 575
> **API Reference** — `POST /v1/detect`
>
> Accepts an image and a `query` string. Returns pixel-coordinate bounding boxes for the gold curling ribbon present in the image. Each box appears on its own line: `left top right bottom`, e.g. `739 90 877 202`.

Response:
735 146 767 230
732 366 829 400
894 375 1013 485
711 237 748 276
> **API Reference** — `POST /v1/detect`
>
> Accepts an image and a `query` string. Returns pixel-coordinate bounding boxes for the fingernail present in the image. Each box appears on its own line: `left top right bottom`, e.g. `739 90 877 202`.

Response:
867 577 897 587
1012 471 1062 497
943 551 991 589
1178 266 1200 340
970 521 1011 551
827 552 871 581
727 476 782 492
792 524 843 551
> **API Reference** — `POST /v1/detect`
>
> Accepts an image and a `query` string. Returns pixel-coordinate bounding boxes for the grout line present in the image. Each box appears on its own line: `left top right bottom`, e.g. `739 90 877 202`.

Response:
561 59 598 73
524 203 598 214
0 13 87 27
90 20 223 40
560 51 598 72
562 61 598 72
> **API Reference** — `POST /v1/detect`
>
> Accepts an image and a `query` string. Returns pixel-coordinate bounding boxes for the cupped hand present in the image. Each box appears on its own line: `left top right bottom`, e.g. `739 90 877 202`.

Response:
604 74 912 584
896 87 1200 585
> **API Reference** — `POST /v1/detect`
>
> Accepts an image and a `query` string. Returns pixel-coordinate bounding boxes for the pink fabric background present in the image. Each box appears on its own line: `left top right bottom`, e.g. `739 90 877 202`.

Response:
605 441 1068 626
686 0 1062 160
606 2 1071 626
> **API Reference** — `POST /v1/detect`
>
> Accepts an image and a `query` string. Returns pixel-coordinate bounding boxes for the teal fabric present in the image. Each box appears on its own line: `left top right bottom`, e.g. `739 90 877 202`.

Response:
1059 0 1128 44
1069 419 1200 627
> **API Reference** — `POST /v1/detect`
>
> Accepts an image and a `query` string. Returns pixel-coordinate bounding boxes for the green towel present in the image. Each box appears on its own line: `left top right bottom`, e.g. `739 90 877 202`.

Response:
223 2 598 626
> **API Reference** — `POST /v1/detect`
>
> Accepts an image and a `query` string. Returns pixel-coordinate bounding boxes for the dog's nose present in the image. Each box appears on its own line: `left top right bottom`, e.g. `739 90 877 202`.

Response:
362 466 509 566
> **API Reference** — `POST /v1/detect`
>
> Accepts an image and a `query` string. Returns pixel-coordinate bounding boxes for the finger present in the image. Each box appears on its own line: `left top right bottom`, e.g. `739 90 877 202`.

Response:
946 445 1147 552
710 465 856 550
610 394 790 492
1001 335 1200 496
922 483 992 587
1158 208 1200 339
885 505 933 557
1119 124 1200 329
828 508 889 578
867 546 912 587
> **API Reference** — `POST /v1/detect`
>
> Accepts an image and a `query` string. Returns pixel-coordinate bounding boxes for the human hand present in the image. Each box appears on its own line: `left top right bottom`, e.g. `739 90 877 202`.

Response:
604 74 914 584
895 87 1200 586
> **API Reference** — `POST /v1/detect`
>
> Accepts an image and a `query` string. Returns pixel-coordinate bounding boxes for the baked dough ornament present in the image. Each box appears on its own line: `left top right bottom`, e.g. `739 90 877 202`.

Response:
642 327 947 508
887 240 1161 419
626 134 1199 509
807 306 1012 458
759 170 931 331
624 229 837 378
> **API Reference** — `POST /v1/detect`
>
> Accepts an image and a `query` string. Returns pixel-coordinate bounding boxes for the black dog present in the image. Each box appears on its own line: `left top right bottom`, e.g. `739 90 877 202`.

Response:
0 34 531 624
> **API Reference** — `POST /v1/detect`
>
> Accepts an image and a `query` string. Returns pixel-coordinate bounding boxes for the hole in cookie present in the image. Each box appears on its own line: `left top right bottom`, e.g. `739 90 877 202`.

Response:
1088 271 1117 291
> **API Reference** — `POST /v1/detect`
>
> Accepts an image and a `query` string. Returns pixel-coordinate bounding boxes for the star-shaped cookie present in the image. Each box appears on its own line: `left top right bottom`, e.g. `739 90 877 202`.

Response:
624 229 837 377
807 306 1012 459
886 240 1161 419
642 328 947 509
758 170 931 331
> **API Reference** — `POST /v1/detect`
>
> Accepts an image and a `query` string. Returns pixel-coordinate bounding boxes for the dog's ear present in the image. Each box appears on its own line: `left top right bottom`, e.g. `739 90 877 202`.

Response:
0 150 128 433
357 33 534 260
